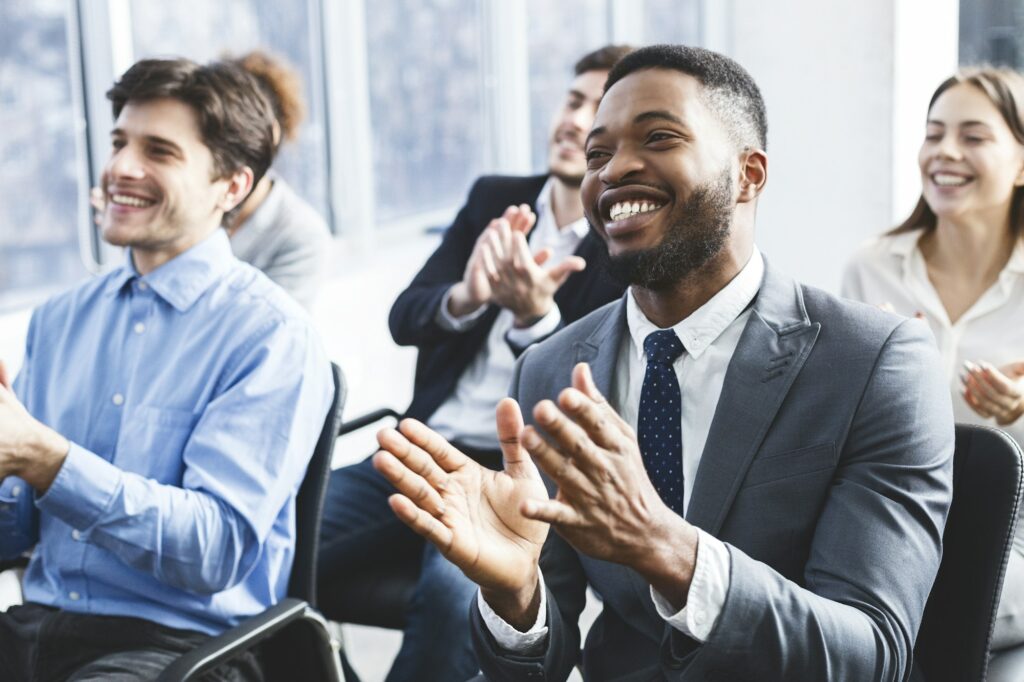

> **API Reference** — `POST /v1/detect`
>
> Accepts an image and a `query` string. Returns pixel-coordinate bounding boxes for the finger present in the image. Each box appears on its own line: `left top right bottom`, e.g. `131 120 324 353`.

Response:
484 226 506 262
514 233 539 273
398 418 473 473
522 423 590 499
980 362 1021 398
573 363 634 438
496 398 541 481
558 386 625 452
964 364 1016 410
547 256 587 286
496 218 514 256
963 386 994 419
0 360 9 391
373 449 446 516
388 494 454 552
520 497 581 526
377 426 449 485
480 242 500 282
532 399 606 473
519 204 537 233
532 246 552 268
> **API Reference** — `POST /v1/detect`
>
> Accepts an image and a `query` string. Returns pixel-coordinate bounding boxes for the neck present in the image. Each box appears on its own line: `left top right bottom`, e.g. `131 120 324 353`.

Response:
229 175 273 235
921 213 1016 283
549 177 584 229
131 223 219 276
631 237 754 329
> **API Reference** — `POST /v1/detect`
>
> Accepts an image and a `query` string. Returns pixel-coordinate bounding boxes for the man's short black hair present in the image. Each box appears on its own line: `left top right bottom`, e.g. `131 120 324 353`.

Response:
574 45 634 76
605 44 768 150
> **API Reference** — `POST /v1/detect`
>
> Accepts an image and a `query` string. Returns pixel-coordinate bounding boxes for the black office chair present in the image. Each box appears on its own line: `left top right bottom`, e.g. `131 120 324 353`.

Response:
158 362 349 682
913 424 1024 681
317 407 420 630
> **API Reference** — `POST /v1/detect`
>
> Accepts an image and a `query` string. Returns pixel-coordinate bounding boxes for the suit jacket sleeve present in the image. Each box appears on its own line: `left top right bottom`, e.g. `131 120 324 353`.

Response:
673 318 954 681
389 178 493 348
470 349 590 682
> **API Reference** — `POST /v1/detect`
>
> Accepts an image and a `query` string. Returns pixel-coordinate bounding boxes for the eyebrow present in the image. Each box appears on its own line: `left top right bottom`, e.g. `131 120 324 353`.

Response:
586 109 687 145
110 128 185 154
926 119 993 129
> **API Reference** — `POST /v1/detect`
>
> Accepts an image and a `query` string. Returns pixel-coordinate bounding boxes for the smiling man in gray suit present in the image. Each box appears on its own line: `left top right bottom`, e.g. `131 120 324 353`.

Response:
372 45 955 681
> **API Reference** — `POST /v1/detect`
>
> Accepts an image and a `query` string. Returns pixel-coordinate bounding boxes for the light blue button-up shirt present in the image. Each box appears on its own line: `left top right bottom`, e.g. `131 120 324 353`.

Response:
0 230 333 636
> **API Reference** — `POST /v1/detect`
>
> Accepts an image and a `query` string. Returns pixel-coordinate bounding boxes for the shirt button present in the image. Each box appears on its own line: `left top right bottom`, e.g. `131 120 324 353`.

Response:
138 281 149 291
71 530 81 541
69 591 80 601
10 485 20 498
112 393 124 406
133 322 146 334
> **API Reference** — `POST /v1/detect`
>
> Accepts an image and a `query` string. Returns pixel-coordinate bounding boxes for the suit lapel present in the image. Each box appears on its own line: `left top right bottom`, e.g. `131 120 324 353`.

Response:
572 293 628 397
685 263 821 535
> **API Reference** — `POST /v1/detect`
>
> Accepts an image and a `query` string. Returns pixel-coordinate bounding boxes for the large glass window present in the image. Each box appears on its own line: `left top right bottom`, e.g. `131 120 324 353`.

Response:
365 0 487 224
0 0 89 310
960 0 1024 68
642 0 702 46
526 0 610 173
129 0 333 230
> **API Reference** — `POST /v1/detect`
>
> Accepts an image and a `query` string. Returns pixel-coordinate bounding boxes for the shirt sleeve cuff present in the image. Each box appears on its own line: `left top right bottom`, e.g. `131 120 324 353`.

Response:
477 571 549 654
650 528 731 642
36 442 122 531
435 287 487 331
505 305 562 347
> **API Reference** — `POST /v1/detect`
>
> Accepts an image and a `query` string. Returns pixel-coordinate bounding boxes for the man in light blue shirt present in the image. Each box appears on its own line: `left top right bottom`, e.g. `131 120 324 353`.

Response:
0 57 332 681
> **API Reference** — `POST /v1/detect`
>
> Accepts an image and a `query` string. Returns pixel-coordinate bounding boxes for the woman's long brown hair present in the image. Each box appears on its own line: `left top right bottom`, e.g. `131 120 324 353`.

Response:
891 67 1024 239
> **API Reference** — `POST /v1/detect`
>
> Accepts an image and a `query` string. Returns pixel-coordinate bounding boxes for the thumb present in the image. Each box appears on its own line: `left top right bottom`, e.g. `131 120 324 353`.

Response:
1004 361 1024 380
496 398 539 481
547 256 587 286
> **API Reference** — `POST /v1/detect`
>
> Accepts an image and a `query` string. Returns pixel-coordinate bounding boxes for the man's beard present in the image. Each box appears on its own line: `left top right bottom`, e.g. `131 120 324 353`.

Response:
600 168 734 290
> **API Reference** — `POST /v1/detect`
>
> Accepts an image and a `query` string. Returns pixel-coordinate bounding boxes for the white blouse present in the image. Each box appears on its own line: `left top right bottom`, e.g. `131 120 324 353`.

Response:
842 229 1024 448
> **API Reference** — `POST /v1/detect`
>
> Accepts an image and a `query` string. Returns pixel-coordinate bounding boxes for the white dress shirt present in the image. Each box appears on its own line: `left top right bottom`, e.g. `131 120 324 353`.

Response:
842 230 1024 449
429 178 590 450
481 249 765 650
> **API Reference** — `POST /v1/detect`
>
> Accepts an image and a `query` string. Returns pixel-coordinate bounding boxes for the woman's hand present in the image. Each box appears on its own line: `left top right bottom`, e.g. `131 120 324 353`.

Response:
962 361 1024 426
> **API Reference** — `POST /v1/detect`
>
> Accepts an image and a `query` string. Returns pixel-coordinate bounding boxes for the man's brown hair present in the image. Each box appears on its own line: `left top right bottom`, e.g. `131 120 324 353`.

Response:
107 58 276 189
574 44 634 76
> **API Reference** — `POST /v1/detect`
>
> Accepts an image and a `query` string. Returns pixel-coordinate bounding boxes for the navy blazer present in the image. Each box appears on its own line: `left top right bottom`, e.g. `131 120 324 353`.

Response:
389 174 625 423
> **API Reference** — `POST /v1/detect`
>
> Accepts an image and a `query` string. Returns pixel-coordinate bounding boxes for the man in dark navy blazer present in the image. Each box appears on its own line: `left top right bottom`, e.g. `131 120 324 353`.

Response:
317 45 633 681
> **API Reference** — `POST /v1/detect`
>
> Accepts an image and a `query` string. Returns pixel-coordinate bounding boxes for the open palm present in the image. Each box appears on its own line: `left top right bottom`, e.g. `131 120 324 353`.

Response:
373 398 550 594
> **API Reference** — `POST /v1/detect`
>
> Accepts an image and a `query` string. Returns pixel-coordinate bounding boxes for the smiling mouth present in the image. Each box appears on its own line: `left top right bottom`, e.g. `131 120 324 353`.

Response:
607 199 665 223
109 193 157 208
931 172 972 188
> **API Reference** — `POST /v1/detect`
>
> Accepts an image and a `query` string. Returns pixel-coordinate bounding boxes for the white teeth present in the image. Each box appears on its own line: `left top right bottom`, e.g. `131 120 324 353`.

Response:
608 199 664 221
110 194 155 208
933 173 969 187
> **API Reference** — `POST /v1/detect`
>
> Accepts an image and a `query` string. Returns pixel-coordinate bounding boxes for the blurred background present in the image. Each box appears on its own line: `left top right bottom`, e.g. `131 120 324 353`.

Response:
0 0 1019 677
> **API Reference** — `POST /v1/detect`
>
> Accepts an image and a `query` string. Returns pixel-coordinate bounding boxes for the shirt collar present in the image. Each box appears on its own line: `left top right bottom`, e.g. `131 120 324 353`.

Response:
885 227 1024 276
103 229 237 311
536 177 591 241
626 248 764 361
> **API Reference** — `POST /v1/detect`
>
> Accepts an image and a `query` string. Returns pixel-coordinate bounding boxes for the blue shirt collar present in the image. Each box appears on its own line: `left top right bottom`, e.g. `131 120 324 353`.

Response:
104 230 237 311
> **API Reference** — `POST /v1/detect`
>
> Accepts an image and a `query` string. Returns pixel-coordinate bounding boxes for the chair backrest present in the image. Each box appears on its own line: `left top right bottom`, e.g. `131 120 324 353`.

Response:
914 424 1023 681
287 362 347 606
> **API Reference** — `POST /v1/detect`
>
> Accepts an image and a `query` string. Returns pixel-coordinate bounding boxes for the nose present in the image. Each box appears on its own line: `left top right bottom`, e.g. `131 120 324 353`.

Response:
106 144 146 181
599 144 644 186
934 133 962 161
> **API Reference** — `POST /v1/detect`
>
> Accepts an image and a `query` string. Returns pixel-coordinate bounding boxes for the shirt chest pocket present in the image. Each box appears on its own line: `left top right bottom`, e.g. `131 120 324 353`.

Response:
115 406 199 484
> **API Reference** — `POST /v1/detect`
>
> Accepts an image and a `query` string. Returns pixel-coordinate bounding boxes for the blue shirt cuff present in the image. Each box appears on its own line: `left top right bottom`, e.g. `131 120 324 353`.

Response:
0 476 29 504
36 442 121 531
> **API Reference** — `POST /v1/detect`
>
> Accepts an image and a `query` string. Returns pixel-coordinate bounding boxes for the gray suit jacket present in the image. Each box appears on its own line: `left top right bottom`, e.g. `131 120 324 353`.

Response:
471 262 955 681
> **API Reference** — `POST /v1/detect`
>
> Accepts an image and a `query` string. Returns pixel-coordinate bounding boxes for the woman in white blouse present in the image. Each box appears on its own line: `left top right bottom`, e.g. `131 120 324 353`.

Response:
843 67 1024 660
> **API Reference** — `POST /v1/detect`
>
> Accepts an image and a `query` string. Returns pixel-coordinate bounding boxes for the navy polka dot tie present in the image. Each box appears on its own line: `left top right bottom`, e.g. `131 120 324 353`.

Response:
639 329 686 517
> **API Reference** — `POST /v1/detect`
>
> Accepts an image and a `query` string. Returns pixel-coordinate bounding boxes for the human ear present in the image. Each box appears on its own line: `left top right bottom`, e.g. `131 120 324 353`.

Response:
737 149 768 203
221 167 255 211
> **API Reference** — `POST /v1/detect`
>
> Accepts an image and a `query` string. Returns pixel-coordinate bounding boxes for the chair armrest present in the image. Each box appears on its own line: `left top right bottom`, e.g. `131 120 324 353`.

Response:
337 408 400 436
156 598 344 681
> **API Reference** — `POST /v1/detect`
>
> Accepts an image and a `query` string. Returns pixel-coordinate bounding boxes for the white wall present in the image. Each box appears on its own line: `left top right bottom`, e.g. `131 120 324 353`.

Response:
714 0 959 293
